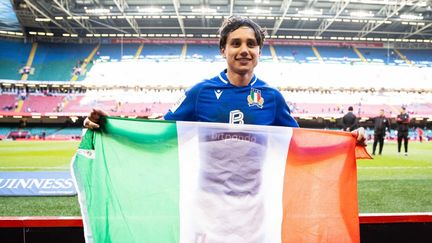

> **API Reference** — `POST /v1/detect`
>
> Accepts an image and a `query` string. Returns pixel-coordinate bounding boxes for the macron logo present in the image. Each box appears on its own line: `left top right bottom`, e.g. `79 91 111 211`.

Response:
214 89 223 100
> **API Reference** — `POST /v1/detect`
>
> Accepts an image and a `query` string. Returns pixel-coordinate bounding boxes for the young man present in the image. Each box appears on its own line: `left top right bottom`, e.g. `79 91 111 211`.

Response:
396 107 410 155
372 109 390 155
342 106 358 132
163 16 298 127
85 16 298 128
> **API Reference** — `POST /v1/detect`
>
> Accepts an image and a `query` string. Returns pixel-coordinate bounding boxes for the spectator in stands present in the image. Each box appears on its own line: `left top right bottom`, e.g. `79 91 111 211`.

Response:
20 66 31 74
396 107 410 156
73 66 82 76
84 16 365 143
342 106 358 132
372 109 390 156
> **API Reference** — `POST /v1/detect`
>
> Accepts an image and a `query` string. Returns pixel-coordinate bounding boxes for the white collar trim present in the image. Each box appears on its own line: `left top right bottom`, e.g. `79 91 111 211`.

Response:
218 73 229 84
218 72 258 86
250 75 258 86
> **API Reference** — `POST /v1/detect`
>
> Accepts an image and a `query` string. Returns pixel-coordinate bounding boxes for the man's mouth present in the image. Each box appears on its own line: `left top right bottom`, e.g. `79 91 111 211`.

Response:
236 58 252 62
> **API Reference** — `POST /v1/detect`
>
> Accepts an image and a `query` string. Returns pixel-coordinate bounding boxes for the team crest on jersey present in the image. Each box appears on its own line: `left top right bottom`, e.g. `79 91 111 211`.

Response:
247 88 264 108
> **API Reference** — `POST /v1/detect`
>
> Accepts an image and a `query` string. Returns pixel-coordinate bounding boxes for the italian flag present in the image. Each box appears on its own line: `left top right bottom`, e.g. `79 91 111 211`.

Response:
72 117 369 243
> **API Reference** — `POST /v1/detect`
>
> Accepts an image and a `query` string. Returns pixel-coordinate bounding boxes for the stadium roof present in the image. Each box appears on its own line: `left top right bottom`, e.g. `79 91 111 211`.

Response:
5 0 432 41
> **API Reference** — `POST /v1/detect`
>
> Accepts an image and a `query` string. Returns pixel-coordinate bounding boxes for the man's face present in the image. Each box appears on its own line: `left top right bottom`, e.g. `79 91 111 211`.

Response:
380 110 384 116
221 26 261 76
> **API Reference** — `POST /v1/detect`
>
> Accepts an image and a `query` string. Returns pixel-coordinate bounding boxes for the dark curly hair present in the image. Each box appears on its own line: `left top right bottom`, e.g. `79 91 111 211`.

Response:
218 16 266 51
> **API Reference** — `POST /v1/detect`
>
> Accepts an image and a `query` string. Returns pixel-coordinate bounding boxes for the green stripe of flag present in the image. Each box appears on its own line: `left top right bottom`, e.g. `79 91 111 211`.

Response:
73 117 180 243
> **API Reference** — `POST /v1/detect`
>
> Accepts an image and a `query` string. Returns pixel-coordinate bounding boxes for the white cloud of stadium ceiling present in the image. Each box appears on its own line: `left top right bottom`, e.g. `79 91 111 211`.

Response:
1 0 431 42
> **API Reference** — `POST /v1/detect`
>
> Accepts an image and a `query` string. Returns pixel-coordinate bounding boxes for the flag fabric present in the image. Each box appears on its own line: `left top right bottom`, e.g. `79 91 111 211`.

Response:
72 117 369 243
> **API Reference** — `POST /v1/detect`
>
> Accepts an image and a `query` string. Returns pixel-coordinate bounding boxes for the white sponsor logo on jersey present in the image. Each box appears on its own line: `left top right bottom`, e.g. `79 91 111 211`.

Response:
214 89 223 100
229 110 244 124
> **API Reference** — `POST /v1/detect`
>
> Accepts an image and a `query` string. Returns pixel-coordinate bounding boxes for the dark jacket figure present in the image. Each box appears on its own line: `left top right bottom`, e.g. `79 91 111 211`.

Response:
372 109 390 155
342 106 357 132
396 107 410 155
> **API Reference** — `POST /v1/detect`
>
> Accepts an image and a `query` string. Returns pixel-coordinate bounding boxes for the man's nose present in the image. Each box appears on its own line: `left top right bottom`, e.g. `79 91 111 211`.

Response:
239 44 248 55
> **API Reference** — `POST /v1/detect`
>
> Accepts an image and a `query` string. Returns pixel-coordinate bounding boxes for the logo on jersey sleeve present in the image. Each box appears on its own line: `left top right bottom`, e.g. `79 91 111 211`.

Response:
247 88 264 108
169 94 186 113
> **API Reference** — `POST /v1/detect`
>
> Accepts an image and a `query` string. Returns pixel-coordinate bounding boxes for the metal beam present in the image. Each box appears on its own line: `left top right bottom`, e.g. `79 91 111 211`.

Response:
271 0 292 35
52 0 94 34
229 0 234 16
21 7 50 33
357 0 408 38
172 0 186 35
112 0 140 34
278 27 432 37
315 0 350 36
23 0 73 33
403 23 432 38
86 19 129 34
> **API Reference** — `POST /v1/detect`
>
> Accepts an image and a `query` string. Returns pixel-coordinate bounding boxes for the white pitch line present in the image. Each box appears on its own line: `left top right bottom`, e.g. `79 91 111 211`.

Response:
0 166 69 170
359 166 432 169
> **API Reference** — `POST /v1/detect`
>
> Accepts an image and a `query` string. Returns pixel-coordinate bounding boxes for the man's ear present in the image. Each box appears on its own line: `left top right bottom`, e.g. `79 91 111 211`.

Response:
220 48 226 58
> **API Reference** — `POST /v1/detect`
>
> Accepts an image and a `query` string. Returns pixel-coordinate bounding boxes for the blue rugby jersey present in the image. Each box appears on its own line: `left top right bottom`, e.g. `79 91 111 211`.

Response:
164 70 298 127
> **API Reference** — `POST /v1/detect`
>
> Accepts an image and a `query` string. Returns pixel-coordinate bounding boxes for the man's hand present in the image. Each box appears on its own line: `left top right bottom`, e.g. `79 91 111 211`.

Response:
83 108 108 129
351 127 366 147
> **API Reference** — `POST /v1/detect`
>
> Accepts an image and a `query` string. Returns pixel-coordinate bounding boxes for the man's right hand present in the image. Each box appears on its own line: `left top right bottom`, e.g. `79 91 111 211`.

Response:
83 108 108 129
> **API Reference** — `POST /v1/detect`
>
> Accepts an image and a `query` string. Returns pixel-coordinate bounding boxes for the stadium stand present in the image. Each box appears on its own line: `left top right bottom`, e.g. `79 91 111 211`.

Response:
0 94 18 111
1 38 431 85
358 48 403 66
185 44 221 61
28 42 95 81
400 49 432 68
274 46 319 63
140 43 183 60
20 95 64 113
97 43 139 62
0 39 31 80
1 88 431 121
260 45 274 62
315 46 361 64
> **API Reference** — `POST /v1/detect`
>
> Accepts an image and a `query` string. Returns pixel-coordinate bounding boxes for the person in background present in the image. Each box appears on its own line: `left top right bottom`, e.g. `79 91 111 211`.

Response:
372 109 390 156
416 127 424 143
342 106 358 132
396 107 410 156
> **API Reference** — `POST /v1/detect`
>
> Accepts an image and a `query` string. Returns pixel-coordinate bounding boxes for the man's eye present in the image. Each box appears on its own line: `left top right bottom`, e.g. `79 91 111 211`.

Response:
247 41 257 47
231 41 240 47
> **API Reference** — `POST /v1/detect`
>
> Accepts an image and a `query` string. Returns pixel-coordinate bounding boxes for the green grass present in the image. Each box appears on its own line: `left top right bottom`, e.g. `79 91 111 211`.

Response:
0 140 81 216
358 142 432 213
0 196 81 216
0 141 79 171
0 140 431 216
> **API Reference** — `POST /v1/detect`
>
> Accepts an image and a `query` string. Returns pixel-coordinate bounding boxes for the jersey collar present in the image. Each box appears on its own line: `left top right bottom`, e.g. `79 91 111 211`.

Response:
218 69 258 86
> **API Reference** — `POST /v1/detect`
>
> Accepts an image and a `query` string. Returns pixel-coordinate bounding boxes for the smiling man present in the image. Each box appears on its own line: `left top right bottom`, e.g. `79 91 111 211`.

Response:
163 16 299 127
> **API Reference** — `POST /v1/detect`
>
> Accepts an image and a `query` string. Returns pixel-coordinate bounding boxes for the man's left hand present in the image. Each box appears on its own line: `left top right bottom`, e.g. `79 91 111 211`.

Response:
351 127 366 147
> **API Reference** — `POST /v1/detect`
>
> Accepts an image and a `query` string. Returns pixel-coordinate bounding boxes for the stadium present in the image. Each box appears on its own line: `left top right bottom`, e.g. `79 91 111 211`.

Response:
0 0 431 242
